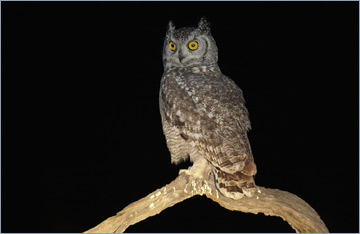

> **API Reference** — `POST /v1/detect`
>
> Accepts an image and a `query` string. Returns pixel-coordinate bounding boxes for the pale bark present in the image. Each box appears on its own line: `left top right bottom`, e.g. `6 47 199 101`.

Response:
85 166 328 233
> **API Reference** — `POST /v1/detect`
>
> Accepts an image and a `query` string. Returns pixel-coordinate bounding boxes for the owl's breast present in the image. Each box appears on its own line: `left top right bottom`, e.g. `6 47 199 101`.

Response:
160 66 251 135
160 67 219 113
160 67 227 135
160 68 202 126
161 66 222 103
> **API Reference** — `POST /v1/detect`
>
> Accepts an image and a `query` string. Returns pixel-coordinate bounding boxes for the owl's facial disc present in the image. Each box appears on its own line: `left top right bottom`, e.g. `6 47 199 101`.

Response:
167 37 205 66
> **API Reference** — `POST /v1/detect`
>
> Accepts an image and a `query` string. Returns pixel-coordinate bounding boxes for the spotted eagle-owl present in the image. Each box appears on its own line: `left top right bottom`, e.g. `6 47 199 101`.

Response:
159 17 257 199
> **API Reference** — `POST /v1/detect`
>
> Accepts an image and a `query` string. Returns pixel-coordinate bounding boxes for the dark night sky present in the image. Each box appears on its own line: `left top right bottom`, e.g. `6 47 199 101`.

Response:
2 2 359 233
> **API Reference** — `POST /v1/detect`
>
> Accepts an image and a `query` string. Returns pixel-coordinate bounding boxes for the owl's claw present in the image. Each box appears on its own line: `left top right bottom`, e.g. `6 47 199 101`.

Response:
178 158 209 179
179 169 190 176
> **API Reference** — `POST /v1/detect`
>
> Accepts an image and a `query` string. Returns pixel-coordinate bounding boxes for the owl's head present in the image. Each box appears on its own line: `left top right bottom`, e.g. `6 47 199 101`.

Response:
162 17 218 69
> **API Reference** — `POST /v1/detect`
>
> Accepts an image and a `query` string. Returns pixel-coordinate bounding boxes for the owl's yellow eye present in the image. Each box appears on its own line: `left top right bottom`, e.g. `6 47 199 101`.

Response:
188 41 198 50
169 41 176 51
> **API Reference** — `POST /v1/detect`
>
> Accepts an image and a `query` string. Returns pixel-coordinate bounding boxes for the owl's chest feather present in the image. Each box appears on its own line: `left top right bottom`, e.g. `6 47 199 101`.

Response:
161 65 222 105
159 65 251 134
160 66 229 132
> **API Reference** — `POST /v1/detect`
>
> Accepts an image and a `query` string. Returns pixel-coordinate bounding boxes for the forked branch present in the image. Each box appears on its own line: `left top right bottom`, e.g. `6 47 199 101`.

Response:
85 166 328 233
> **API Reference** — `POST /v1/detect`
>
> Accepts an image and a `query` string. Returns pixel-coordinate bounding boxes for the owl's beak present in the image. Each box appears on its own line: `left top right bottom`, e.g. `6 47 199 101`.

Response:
178 50 185 63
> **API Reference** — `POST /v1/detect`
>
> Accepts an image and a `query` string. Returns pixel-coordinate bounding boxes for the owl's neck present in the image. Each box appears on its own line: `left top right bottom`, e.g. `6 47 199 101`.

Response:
166 64 221 74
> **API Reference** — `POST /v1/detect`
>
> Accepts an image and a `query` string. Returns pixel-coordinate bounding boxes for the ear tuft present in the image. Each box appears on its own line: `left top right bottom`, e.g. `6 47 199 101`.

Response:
167 20 175 34
198 16 211 34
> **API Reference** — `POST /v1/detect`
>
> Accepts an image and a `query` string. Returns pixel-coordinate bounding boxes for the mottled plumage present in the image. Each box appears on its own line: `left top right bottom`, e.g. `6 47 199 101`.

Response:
159 17 257 199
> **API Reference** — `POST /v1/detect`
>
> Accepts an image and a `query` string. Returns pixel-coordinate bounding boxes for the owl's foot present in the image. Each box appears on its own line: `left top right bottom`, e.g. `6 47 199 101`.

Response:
179 169 190 176
180 159 212 195
178 157 209 179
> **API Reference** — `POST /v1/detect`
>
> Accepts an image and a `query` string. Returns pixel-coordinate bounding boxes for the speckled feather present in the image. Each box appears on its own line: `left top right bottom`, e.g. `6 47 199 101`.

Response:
159 18 257 199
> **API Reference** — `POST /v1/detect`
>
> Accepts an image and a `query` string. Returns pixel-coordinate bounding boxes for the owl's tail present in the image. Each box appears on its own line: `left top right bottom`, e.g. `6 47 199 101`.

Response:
212 159 257 200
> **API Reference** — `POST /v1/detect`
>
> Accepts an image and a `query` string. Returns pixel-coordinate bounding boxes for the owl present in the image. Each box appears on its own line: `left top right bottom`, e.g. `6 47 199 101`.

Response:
159 17 257 200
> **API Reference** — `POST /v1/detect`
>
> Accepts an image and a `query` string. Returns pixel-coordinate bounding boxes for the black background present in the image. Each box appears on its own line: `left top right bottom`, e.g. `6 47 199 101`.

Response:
2 2 359 233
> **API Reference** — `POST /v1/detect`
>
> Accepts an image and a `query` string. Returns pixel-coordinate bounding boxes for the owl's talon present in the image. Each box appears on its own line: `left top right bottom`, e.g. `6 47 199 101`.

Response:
179 169 186 175
179 168 191 176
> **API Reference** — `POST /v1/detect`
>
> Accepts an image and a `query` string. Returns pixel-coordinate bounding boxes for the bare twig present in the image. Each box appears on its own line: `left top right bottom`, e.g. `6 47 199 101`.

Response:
85 166 328 233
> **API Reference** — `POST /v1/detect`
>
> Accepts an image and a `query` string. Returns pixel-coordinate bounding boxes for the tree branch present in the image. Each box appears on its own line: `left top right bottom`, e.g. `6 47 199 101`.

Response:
85 166 328 233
